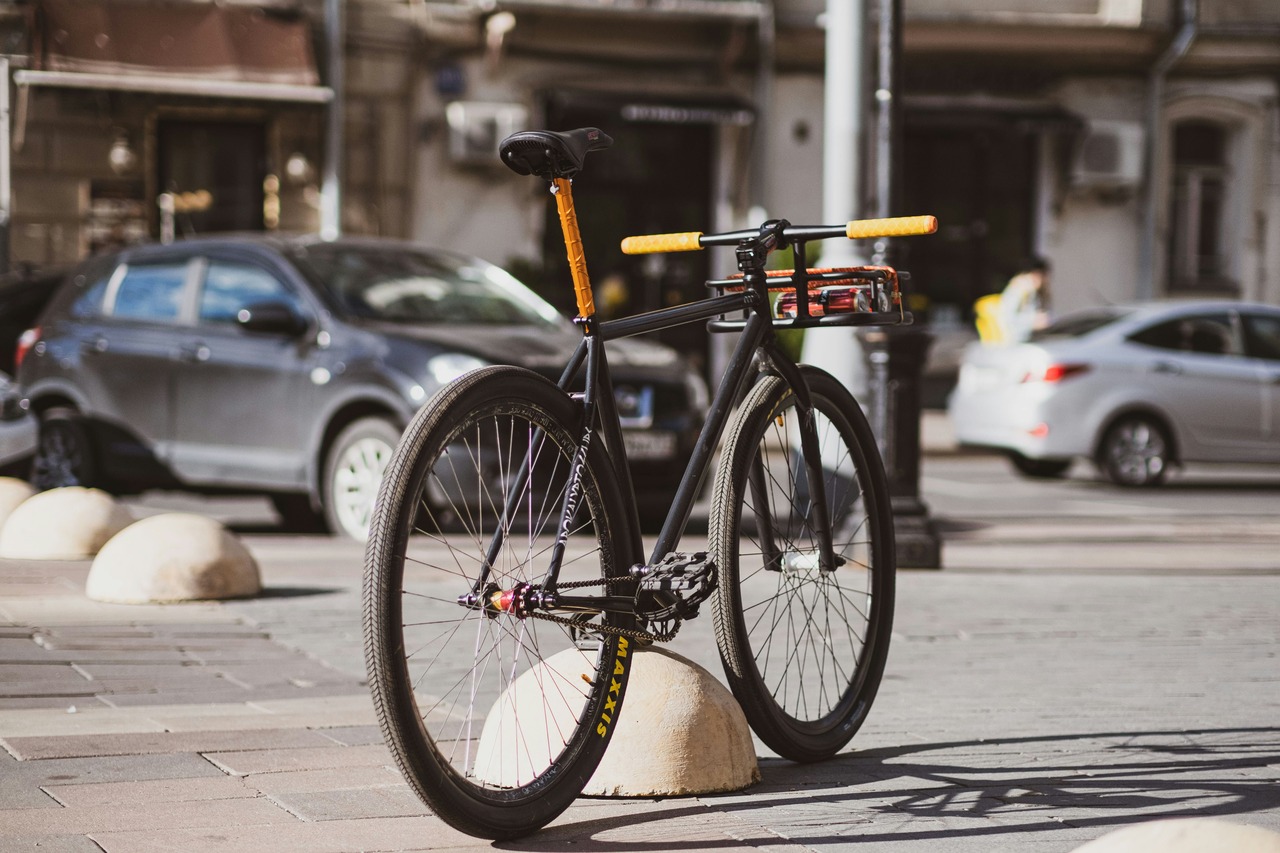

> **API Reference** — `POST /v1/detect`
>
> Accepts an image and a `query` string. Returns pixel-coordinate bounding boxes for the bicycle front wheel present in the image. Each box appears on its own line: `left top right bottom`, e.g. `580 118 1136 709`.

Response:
710 366 894 762
363 366 636 839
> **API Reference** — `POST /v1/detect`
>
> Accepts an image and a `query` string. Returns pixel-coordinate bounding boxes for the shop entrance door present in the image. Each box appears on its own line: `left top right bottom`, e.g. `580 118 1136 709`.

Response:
901 124 1036 324
156 120 266 237
540 102 714 368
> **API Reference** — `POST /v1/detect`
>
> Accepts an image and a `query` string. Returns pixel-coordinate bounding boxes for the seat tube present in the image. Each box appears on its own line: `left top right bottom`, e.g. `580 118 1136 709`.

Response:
552 177 596 319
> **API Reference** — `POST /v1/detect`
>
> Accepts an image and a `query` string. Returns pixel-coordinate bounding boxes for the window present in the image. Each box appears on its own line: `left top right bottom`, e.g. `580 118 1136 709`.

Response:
1168 121 1231 290
1029 308 1132 341
1129 313 1241 357
69 276 111 319
199 261 299 324
293 246 562 328
110 263 188 322
1242 314 1280 362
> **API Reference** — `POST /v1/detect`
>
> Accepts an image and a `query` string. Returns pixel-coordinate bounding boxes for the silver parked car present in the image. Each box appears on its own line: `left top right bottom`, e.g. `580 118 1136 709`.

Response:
949 300 1280 485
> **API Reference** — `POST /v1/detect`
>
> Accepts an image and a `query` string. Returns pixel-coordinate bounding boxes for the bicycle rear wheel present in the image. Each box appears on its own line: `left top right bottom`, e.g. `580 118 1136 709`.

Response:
710 366 894 762
363 366 636 839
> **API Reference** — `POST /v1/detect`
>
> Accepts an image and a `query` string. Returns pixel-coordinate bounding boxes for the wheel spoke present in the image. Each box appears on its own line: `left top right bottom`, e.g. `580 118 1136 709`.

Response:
711 373 892 762
364 369 630 837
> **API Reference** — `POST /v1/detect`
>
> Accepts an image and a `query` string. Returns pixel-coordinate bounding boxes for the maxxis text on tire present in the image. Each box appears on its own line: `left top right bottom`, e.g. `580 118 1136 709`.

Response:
362 365 636 839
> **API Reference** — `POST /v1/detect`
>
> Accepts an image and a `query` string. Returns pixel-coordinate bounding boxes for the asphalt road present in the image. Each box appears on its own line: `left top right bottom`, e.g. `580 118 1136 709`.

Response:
923 452 1280 574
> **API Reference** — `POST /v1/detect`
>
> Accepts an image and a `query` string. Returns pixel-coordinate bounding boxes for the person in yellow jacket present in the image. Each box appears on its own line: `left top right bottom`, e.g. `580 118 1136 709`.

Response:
975 259 1051 345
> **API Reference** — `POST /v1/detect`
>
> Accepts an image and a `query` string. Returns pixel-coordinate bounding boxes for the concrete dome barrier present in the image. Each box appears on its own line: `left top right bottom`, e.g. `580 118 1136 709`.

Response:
0 486 132 560
473 646 759 796
86 513 261 603
0 477 35 529
1072 818 1280 853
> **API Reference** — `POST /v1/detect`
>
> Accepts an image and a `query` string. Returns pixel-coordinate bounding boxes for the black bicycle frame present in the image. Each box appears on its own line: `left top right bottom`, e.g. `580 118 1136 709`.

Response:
471 230 837 613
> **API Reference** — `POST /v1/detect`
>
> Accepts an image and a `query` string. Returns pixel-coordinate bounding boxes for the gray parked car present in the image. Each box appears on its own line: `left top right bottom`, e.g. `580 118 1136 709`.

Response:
949 300 1280 485
0 371 37 472
17 236 706 538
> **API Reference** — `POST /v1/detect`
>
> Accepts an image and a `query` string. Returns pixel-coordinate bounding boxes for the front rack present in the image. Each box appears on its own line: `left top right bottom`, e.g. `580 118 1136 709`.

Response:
618 215 934 333
706 265 912 332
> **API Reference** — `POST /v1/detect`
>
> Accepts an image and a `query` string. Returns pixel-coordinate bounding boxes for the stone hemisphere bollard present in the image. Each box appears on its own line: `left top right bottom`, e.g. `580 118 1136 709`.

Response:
86 513 261 603
1072 818 1280 853
473 645 760 796
0 477 35 529
0 486 133 560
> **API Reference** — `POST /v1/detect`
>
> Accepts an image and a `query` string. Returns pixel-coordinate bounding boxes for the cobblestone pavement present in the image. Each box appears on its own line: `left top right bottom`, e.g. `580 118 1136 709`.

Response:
0 462 1277 852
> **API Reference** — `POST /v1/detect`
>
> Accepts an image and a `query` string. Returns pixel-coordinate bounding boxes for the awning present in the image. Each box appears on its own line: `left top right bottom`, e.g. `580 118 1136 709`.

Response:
16 0 332 103
548 88 756 126
904 95 1083 134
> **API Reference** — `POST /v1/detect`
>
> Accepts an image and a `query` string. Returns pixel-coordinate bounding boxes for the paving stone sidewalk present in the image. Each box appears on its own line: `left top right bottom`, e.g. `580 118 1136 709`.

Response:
0 531 1277 852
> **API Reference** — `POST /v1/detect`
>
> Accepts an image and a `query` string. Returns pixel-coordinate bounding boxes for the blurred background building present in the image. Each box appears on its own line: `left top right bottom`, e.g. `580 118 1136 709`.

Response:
1 0 1277 354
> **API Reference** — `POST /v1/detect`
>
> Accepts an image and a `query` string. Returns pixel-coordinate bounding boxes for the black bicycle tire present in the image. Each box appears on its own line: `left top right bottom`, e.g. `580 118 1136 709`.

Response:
362 365 636 839
710 366 895 762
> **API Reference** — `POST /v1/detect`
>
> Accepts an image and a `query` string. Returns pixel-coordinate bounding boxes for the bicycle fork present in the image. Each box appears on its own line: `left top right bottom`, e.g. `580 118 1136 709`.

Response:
754 343 840 575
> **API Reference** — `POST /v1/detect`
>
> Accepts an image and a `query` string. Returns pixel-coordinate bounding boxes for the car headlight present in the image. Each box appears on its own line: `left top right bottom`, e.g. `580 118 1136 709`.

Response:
426 353 488 386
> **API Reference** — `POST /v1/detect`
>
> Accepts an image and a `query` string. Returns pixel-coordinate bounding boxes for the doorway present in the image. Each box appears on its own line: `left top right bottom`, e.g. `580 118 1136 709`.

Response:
156 120 267 238
901 122 1037 323
540 100 715 368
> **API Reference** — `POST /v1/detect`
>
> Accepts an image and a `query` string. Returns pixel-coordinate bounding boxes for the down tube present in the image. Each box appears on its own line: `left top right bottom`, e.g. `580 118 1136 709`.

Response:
651 312 769 564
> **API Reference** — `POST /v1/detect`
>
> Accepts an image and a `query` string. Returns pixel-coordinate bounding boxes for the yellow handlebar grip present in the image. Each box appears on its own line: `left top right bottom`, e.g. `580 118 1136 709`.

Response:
845 215 938 239
620 231 704 255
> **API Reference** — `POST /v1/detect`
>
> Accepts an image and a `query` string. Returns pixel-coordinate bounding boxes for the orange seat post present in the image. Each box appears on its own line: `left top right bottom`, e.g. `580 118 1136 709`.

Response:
552 177 596 320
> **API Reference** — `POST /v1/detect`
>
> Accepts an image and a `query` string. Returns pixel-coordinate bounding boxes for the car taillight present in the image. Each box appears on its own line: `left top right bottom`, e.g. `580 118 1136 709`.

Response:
14 327 40 371
1023 363 1089 383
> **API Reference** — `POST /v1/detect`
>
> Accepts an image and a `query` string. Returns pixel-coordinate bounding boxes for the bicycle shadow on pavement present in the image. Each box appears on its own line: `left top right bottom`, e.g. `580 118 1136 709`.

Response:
498 726 1280 851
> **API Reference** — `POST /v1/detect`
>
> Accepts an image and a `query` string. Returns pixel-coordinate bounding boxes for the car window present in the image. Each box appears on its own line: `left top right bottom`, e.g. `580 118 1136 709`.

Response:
69 275 111 319
110 263 188 322
1242 313 1280 361
1028 308 1131 341
1128 313 1242 356
199 261 302 324
293 245 563 328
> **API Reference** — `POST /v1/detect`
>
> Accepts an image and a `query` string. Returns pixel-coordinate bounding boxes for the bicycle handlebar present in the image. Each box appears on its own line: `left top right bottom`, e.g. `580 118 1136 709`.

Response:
620 215 937 255
619 231 705 255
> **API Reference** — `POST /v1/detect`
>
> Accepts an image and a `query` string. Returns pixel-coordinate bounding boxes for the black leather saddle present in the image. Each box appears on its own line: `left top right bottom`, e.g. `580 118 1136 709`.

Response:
499 127 613 179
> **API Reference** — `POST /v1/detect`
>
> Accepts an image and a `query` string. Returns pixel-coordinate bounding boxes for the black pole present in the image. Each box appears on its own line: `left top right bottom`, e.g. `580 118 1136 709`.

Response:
871 0 942 569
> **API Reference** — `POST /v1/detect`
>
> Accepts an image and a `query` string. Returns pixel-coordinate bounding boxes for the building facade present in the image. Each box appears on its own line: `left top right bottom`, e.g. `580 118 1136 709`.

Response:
4 0 1278 334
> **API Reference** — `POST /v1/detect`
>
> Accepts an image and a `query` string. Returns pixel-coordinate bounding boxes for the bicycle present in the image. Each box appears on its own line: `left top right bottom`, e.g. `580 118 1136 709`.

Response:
362 127 937 839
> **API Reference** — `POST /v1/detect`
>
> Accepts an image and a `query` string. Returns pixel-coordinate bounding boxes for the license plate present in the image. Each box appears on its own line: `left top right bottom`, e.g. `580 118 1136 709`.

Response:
623 430 677 460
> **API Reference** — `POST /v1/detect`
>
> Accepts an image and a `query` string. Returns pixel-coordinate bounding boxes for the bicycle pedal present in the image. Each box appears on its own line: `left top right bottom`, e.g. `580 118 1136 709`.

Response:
631 552 717 623
632 551 715 592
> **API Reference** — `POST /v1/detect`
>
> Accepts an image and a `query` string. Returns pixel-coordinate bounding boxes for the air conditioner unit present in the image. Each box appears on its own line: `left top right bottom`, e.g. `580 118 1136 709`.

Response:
1072 120 1144 189
445 102 528 166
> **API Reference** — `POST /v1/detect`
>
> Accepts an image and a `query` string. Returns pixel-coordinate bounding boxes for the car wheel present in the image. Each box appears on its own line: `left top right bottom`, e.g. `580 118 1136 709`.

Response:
1007 452 1072 479
31 407 96 491
1098 415 1170 487
322 417 401 540
269 493 327 533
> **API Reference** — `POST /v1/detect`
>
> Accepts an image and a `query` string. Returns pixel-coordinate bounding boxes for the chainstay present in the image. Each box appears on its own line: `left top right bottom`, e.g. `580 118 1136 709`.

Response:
527 576 680 643
529 609 679 643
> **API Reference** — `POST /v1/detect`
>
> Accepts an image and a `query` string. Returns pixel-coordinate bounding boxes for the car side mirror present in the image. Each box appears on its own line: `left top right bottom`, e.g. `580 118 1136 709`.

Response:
236 301 308 336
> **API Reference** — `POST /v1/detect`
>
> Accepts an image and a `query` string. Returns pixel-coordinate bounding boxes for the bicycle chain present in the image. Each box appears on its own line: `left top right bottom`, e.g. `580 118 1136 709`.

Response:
525 576 681 644
530 610 679 644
